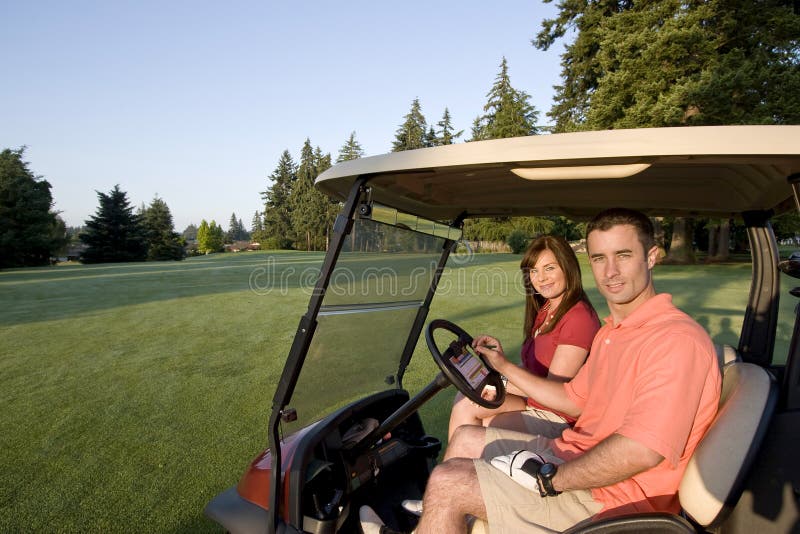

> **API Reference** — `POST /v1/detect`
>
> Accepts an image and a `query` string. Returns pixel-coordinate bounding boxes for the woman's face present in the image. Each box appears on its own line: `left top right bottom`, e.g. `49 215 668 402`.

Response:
529 249 567 302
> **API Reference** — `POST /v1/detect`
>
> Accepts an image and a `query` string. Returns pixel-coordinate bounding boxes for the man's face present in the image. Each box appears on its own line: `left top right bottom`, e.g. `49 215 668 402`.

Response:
587 224 658 316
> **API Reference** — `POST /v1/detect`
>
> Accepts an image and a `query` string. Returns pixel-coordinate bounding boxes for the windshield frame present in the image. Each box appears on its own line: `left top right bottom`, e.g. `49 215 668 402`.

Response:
266 179 463 530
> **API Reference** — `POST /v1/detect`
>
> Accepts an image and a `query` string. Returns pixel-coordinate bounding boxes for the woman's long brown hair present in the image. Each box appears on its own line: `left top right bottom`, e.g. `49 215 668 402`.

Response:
520 235 595 340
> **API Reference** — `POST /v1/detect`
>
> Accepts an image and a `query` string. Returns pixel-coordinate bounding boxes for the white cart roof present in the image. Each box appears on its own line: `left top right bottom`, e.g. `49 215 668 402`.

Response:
316 126 800 221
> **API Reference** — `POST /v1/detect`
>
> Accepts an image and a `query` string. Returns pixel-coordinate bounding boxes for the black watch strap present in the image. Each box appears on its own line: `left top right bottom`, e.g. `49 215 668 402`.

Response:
537 463 561 497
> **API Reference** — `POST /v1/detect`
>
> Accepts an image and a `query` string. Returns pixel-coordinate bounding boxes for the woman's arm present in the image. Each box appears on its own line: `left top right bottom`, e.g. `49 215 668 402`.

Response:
474 335 582 418
546 344 589 382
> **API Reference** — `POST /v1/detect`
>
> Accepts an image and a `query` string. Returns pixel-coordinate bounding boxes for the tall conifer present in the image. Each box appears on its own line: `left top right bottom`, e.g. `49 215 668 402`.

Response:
80 185 146 263
392 98 428 151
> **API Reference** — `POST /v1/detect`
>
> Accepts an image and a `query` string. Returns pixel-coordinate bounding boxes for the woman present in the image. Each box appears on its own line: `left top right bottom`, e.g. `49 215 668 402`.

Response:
447 235 600 440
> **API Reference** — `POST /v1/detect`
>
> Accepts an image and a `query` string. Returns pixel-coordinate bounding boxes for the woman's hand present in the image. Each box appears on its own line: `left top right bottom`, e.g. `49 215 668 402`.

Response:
472 335 509 372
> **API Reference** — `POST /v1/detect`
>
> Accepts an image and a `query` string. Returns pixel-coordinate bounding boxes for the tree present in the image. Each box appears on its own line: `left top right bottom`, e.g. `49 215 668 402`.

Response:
196 220 209 251
80 185 146 264
392 98 428 151
225 212 249 242
472 57 540 140
196 219 224 253
535 0 800 131
262 150 296 249
665 217 695 264
337 131 365 162
250 211 266 243
436 108 463 145
290 140 335 251
0 148 66 267
142 197 184 261
772 211 800 242
534 0 800 262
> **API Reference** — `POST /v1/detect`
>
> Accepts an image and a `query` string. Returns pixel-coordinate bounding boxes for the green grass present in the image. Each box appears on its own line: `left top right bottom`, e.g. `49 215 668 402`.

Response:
0 250 794 531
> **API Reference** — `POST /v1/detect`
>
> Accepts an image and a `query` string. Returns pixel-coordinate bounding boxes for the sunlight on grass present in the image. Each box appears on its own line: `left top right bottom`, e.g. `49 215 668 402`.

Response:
0 250 794 531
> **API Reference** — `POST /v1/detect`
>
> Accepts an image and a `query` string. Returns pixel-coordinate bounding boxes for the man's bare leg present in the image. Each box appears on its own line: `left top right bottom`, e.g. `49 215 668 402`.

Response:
416 458 487 534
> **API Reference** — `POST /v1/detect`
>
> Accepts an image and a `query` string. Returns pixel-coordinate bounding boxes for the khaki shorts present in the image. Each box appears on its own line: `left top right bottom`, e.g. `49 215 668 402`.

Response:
520 406 571 439
475 427 602 534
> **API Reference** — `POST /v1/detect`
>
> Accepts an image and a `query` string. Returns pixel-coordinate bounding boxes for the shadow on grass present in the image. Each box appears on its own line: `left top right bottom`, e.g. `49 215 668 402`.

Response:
0 251 326 327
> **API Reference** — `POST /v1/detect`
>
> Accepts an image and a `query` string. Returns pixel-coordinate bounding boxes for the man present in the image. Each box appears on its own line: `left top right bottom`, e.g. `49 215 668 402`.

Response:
412 208 721 533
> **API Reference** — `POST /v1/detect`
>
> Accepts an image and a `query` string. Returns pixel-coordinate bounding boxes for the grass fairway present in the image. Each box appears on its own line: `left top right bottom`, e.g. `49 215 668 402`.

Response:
0 250 793 531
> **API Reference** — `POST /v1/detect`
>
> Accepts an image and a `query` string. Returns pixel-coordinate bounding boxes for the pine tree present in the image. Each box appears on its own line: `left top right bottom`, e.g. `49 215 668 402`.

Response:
290 140 335 251
0 147 66 267
250 211 266 243
337 131 365 162
392 98 428 151
262 150 296 249
468 116 488 142
479 57 540 139
80 185 147 264
237 217 249 241
437 108 463 145
226 212 240 243
142 197 184 261
425 125 438 147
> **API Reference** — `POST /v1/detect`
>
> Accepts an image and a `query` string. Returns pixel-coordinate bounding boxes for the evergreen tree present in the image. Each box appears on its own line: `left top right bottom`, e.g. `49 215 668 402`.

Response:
142 196 184 261
0 147 66 268
425 125 438 147
437 108 463 145
262 150 296 249
290 140 335 251
392 98 428 151
250 211 266 243
237 217 249 241
476 57 540 139
225 212 249 243
80 185 147 263
468 116 489 142
535 0 800 131
337 131 365 162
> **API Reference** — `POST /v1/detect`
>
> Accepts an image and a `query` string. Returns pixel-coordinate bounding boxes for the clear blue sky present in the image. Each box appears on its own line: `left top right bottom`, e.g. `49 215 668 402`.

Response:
1 1 567 231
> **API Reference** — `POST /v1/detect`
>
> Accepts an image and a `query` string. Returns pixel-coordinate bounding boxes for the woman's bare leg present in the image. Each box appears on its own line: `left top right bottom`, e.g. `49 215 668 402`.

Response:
447 392 526 441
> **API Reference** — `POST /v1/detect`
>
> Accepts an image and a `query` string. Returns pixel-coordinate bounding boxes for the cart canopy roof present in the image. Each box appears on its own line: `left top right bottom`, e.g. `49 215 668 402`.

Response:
316 125 800 222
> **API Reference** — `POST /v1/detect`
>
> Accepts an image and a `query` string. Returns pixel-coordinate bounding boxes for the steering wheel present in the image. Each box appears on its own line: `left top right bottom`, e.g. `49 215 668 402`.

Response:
425 319 506 409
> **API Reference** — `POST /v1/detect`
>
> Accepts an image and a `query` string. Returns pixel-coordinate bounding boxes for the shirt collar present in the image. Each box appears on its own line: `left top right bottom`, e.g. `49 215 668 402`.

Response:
603 293 673 329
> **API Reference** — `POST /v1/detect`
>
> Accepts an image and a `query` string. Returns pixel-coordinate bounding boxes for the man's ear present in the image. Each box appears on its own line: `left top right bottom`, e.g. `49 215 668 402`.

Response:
646 245 659 269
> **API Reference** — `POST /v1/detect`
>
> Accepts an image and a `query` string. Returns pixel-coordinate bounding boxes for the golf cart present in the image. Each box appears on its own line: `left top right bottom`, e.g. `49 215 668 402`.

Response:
205 125 800 533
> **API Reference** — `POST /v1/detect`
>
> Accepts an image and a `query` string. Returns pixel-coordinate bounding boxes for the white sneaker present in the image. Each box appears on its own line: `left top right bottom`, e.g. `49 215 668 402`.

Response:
401 499 423 516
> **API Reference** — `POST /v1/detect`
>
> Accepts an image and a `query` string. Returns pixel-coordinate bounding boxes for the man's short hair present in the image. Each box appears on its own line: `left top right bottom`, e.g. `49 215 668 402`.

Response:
586 208 655 253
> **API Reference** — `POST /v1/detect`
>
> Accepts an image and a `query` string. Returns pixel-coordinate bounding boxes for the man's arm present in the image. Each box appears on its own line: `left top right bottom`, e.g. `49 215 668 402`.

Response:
553 433 663 491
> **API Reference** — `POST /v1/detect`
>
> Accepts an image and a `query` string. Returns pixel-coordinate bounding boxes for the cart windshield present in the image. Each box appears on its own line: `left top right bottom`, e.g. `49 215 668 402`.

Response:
281 209 460 434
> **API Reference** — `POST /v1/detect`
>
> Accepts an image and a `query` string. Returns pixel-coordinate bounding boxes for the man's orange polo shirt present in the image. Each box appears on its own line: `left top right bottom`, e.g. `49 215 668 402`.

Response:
554 293 721 514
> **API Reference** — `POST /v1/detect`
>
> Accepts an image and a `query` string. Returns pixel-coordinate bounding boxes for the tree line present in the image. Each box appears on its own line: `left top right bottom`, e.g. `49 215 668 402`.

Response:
3 1 798 267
